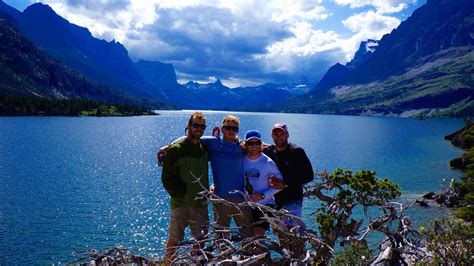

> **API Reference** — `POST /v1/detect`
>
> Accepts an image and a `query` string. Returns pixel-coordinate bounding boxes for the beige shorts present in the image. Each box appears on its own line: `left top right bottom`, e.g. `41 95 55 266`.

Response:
213 198 253 237
168 205 209 242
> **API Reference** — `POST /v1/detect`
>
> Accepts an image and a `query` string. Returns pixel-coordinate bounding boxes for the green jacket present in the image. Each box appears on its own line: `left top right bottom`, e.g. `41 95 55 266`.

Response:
161 137 209 209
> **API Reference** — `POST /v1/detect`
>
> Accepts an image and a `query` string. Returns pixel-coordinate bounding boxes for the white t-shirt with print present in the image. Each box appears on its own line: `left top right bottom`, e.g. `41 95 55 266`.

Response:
243 153 283 205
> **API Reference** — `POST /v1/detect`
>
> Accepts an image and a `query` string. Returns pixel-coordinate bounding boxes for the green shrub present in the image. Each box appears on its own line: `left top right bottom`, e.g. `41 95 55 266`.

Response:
424 218 474 264
332 243 372 266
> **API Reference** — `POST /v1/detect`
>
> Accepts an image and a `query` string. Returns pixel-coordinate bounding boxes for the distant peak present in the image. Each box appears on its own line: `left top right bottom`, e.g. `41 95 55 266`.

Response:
185 80 198 86
214 79 223 86
24 2 55 14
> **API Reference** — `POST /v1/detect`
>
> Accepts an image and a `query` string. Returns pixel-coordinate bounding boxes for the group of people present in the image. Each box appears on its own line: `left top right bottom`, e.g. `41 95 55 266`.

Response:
158 112 314 262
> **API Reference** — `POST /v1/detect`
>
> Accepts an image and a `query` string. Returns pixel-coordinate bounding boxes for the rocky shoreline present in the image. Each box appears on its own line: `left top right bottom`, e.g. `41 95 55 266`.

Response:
416 122 473 219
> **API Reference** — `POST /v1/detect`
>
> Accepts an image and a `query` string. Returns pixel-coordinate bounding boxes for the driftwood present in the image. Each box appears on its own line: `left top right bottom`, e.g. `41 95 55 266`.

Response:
75 170 468 264
421 178 462 207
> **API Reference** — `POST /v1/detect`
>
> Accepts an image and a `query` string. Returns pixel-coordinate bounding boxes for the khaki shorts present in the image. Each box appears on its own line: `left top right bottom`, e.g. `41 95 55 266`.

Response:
168 205 209 242
213 198 253 237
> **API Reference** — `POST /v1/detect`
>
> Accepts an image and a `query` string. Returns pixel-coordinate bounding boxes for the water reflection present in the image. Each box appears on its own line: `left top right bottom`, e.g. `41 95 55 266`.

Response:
0 113 463 263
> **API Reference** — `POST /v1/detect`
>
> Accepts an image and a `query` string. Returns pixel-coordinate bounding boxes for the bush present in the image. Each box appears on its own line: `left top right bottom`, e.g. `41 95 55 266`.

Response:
424 218 474 265
332 243 372 266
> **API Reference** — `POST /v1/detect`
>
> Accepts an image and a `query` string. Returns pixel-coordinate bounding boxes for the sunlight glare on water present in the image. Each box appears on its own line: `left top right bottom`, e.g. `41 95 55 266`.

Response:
0 112 463 263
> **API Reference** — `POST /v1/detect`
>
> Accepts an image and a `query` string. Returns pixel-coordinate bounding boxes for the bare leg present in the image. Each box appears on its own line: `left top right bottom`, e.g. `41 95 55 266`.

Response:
165 239 178 265
253 226 267 254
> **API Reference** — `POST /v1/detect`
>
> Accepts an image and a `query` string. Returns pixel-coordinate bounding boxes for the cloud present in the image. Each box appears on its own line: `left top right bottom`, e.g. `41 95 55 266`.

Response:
36 0 415 86
339 11 400 61
334 0 415 14
343 11 400 34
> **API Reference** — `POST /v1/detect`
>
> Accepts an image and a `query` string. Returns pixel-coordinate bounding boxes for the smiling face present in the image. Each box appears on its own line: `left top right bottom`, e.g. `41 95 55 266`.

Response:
271 128 289 150
221 120 239 141
187 118 206 141
245 138 262 158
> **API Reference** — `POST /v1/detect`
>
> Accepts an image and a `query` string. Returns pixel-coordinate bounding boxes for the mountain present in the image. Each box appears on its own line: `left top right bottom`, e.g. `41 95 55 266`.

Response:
275 0 474 118
313 0 474 91
0 1 310 110
0 11 170 109
18 3 158 98
135 60 178 90
346 39 379 69
0 11 128 103
179 80 310 109
0 1 179 105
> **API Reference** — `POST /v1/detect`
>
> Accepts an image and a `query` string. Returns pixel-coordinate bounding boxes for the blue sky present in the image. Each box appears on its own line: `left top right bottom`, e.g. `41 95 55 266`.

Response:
5 0 426 87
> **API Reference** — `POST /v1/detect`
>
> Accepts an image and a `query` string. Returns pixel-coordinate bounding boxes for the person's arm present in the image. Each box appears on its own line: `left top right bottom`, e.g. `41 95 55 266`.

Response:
156 136 186 165
295 148 314 184
161 146 186 197
269 175 286 189
260 162 283 200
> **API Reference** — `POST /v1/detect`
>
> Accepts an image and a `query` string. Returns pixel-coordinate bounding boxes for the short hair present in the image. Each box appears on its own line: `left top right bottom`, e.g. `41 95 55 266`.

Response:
222 115 240 126
188 111 206 125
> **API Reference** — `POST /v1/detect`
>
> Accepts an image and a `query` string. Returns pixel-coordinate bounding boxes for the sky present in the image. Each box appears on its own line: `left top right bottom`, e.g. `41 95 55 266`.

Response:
5 0 426 87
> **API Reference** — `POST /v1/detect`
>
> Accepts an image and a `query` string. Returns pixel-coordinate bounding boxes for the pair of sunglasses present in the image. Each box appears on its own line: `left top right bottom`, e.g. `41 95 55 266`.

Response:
246 141 261 146
223 125 239 132
191 123 206 129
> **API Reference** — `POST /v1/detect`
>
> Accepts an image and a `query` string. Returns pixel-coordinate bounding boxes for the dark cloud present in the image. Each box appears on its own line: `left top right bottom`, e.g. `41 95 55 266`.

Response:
132 6 295 84
38 0 422 86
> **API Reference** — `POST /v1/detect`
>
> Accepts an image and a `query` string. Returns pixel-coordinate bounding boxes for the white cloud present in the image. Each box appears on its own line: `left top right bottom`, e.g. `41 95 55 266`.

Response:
259 22 342 73
33 0 418 86
337 11 400 61
334 0 415 14
343 11 400 35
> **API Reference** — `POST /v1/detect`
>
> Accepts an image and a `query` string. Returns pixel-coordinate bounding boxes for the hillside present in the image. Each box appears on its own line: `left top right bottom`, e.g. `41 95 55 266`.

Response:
0 12 171 109
285 47 473 117
270 0 474 118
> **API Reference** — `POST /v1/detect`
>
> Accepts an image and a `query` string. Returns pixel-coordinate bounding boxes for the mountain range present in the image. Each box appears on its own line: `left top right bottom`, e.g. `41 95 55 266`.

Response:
0 10 133 104
0 1 308 110
0 0 473 117
268 0 474 118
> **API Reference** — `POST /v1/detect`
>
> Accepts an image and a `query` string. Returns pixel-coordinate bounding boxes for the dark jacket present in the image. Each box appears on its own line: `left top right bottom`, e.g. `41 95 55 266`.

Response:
263 143 314 206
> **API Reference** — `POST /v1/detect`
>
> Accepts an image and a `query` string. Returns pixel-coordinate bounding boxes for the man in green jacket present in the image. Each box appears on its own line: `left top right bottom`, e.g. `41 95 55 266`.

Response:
161 112 209 263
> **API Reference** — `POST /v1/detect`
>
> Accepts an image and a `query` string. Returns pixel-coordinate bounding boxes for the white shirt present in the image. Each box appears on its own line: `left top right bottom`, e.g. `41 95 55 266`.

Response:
243 153 283 205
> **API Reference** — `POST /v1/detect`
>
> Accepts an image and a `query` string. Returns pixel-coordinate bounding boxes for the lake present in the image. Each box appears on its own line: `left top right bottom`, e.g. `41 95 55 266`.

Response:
0 111 463 264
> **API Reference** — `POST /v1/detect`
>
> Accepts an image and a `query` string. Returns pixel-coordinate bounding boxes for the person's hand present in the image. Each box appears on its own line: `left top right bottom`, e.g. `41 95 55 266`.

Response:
269 176 285 189
156 146 168 166
249 193 264 202
321 170 329 179
212 126 220 137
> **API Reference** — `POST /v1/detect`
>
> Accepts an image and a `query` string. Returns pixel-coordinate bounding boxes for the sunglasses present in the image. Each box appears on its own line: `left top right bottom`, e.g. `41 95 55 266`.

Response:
246 141 261 146
223 125 239 132
191 123 206 130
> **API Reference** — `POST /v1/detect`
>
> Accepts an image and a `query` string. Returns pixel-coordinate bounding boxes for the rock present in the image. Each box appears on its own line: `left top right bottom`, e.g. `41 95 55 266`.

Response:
416 199 429 207
450 158 465 169
447 196 461 206
435 195 446 204
423 192 435 199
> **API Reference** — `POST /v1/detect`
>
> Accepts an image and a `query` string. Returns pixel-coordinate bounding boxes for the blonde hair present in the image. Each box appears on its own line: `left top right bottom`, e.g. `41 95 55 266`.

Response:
222 115 240 126
188 111 206 125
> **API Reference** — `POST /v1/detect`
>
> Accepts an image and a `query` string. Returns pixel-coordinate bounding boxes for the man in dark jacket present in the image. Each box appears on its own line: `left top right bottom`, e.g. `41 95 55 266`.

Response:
263 123 314 225
161 112 209 263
